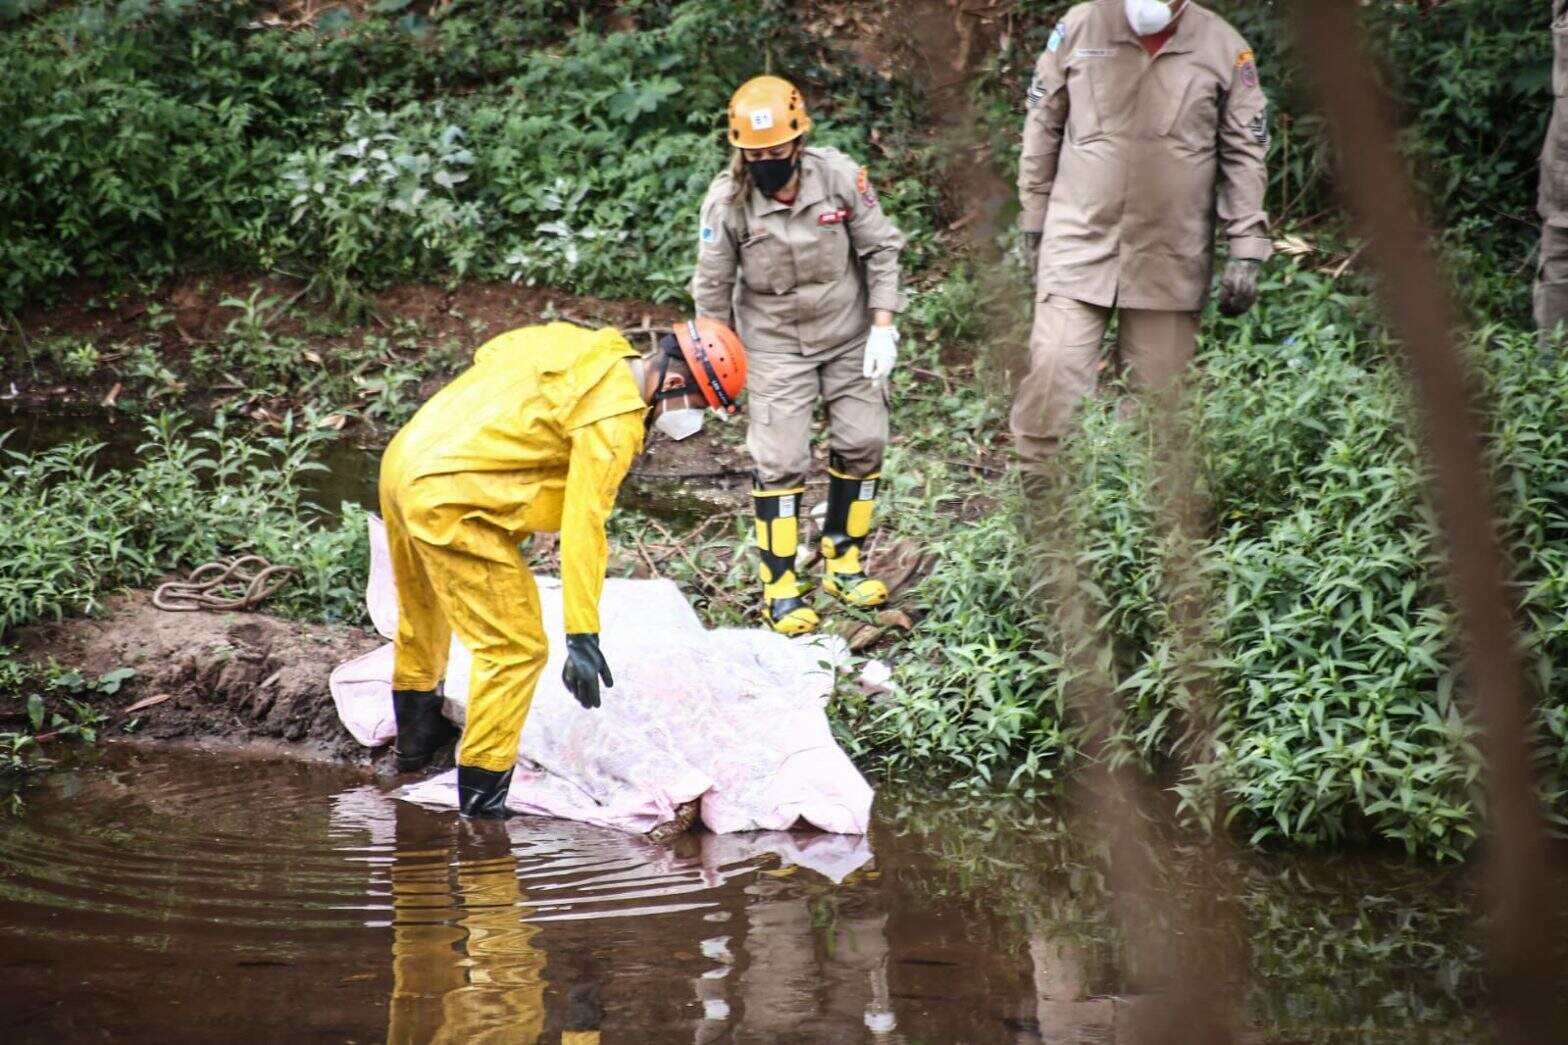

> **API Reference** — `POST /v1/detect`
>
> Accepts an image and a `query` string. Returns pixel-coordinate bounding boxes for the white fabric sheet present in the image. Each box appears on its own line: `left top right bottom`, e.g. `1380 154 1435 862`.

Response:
329 516 873 835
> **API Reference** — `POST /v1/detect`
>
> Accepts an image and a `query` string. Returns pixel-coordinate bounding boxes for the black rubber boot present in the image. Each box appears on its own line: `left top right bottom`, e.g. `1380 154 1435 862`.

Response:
392 688 459 773
457 764 514 819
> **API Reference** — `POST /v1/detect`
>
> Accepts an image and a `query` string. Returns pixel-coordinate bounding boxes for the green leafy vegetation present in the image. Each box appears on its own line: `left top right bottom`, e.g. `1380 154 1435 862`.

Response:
0 413 369 635
0 410 370 789
0 653 118 811
0 0 940 313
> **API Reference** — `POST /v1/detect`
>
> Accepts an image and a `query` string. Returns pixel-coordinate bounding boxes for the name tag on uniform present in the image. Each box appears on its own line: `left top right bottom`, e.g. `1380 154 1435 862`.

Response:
1075 48 1113 58
818 209 849 226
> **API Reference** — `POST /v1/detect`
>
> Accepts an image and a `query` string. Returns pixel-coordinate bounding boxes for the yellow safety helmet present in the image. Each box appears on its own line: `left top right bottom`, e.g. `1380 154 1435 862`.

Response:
727 75 812 150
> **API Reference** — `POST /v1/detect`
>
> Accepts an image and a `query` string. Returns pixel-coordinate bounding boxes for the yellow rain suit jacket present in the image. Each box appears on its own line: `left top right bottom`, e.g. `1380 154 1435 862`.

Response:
378 323 644 771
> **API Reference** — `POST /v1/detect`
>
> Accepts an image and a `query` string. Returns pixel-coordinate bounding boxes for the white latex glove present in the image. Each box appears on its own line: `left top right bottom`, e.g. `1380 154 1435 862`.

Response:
863 325 899 386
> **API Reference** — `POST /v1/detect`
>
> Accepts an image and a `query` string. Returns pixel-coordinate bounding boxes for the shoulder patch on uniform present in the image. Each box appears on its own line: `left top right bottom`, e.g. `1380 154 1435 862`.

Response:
1047 21 1066 52
1236 49 1259 89
856 166 878 209
700 224 716 244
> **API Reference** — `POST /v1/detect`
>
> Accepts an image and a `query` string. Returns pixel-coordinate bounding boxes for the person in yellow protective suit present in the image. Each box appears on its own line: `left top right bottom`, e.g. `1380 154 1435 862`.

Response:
379 319 749 818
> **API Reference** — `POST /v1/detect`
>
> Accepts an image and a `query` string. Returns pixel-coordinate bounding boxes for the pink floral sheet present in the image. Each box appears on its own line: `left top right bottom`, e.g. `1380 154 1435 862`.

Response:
329 516 874 836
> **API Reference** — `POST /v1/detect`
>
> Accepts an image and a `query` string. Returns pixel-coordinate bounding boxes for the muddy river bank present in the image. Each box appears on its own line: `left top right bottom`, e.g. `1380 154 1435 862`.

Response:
0 743 1482 1043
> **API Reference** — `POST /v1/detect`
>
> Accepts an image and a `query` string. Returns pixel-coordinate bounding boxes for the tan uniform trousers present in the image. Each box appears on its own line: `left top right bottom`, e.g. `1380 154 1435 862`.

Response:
1540 224 1568 338
747 335 888 488
1010 296 1198 471
1537 3 1568 335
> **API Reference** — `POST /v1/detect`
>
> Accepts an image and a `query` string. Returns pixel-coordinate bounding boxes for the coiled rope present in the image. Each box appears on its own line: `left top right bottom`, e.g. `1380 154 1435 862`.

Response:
152 556 297 612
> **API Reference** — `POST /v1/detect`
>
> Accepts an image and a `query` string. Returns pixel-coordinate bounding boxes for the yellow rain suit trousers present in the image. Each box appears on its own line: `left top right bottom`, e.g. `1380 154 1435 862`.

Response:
378 323 645 773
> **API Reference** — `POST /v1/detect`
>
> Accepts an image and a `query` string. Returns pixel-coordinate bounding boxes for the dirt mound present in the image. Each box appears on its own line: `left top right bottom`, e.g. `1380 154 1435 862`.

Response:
14 592 384 763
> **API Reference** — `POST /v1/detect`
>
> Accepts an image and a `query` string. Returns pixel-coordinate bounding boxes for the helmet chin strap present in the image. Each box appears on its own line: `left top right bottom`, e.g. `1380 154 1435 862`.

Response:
641 352 704 430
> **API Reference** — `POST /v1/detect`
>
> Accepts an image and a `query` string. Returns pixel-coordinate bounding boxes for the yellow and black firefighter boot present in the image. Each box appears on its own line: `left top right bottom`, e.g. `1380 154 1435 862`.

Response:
821 466 889 608
392 688 460 773
753 487 820 636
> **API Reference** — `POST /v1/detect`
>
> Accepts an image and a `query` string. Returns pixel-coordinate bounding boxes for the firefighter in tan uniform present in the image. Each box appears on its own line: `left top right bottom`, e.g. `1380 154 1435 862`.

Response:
1538 0 1568 336
1011 0 1271 475
692 76 907 635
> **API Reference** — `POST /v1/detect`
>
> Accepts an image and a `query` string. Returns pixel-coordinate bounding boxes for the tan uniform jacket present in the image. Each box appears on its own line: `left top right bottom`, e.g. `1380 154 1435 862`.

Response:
1019 0 1271 311
1540 0 1568 226
691 146 906 355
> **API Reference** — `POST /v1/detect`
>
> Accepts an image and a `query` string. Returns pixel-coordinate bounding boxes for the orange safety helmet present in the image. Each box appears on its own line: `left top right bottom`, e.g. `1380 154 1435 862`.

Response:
727 75 812 150
673 318 748 414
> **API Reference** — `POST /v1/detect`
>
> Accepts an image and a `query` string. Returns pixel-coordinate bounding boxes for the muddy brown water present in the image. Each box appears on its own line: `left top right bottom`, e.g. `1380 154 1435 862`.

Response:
0 744 1483 1043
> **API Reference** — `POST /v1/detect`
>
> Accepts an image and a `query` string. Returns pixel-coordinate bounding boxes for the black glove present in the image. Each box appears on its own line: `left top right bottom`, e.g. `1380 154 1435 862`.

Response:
1218 258 1261 316
1020 230 1042 274
562 633 613 710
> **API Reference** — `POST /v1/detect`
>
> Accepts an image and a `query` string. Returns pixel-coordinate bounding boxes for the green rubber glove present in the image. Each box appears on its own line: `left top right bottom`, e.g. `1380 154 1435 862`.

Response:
562 633 613 710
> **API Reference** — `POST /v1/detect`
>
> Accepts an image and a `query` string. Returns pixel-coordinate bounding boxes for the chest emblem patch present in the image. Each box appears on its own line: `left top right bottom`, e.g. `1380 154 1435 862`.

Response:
818 209 850 226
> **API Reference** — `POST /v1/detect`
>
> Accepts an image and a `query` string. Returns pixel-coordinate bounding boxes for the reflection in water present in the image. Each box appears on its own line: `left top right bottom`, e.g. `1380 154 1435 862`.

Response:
386 813 546 1044
562 982 604 1045
1029 931 1112 1043
738 884 817 1037
721 875 901 1041
0 746 1489 1042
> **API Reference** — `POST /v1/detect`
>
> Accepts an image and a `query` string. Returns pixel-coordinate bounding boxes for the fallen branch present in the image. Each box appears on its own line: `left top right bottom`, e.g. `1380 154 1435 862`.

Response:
628 532 663 579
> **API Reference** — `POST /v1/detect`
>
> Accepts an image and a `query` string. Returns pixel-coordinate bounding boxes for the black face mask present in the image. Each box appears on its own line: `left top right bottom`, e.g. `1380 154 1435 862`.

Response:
746 153 797 197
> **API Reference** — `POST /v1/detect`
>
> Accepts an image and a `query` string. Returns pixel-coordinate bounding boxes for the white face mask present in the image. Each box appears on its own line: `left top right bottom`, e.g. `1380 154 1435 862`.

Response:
653 406 705 441
1124 0 1176 35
